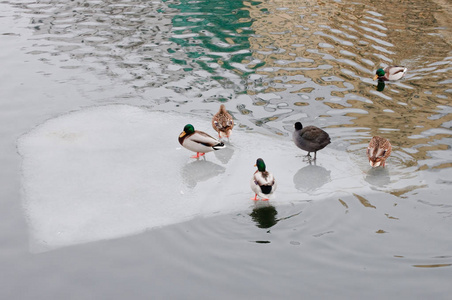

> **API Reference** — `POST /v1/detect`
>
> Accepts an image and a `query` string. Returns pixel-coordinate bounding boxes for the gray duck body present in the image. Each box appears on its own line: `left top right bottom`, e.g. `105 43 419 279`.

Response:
293 122 330 159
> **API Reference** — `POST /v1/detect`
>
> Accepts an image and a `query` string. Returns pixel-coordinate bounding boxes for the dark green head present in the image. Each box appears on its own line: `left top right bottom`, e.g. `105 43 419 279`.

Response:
183 124 195 134
376 68 385 77
179 124 195 138
294 122 303 130
255 158 266 172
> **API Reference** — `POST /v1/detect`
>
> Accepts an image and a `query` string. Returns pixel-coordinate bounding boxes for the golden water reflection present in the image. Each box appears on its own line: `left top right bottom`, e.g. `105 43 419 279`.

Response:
244 0 451 170
413 263 452 268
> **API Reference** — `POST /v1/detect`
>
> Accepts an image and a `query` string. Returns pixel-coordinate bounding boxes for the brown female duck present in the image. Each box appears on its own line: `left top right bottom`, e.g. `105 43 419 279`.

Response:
212 104 234 139
367 136 392 167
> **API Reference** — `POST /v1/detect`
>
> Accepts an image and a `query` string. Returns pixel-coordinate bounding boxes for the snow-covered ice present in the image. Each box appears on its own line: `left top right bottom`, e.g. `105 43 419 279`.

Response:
18 104 413 252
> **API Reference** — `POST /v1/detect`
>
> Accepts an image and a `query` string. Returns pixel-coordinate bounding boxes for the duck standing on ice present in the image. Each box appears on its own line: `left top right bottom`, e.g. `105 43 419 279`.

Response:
212 104 234 140
250 158 277 201
293 122 331 161
179 124 225 159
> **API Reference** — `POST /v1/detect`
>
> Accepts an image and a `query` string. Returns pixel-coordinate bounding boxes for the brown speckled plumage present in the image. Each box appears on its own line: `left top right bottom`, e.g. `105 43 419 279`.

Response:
367 136 392 167
212 104 234 138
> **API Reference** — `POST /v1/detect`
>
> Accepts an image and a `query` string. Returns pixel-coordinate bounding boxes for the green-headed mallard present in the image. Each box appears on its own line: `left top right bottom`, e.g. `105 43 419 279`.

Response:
367 136 392 167
212 104 234 139
293 122 331 160
179 124 225 159
250 158 277 201
373 66 407 81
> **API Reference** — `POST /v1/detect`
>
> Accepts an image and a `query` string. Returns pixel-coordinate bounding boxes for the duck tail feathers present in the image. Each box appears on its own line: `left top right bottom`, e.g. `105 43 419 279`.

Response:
212 142 225 150
260 185 273 195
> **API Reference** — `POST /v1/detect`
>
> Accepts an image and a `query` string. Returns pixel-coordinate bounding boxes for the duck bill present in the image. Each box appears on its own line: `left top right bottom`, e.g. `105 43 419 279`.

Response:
179 132 186 138
373 74 379 80
369 160 381 167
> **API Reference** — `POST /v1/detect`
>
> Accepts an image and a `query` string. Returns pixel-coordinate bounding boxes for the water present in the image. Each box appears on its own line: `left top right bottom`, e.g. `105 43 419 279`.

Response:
1 0 451 299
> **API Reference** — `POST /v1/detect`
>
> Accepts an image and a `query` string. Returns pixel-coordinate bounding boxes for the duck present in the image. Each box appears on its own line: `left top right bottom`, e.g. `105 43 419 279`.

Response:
293 122 331 160
250 158 277 201
373 66 407 81
367 136 392 167
179 124 225 158
212 104 234 139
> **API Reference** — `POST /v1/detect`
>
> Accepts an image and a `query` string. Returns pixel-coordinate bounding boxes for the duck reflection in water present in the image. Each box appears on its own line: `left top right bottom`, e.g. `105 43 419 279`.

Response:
376 80 385 91
293 160 331 191
250 201 278 229
214 142 235 164
181 159 225 188
365 167 390 187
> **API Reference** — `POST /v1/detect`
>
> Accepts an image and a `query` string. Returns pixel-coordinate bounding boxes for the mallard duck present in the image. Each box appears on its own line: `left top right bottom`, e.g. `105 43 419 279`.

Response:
293 122 331 160
212 104 234 139
179 124 225 158
250 158 277 201
367 136 392 167
373 66 407 81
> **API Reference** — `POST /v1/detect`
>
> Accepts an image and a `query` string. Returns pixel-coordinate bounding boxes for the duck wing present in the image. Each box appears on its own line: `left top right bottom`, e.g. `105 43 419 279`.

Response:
253 171 275 187
385 66 407 80
190 131 224 147
300 126 330 143
213 114 233 130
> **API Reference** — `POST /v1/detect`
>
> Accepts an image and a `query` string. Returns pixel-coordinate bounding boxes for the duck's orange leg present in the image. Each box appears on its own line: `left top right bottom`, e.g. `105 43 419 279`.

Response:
251 194 259 201
191 152 205 159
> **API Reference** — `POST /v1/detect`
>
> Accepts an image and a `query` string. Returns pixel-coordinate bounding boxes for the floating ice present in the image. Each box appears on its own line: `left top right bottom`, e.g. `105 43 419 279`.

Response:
18 105 420 252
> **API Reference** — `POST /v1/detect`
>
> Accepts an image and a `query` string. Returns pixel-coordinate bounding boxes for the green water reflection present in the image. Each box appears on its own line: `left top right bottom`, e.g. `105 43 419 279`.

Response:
168 0 262 77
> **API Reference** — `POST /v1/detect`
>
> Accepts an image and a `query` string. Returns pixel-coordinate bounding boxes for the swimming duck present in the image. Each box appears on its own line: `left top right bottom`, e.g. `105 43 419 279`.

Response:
293 122 331 160
373 66 407 81
250 158 277 201
367 136 392 167
212 104 234 139
179 124 225 159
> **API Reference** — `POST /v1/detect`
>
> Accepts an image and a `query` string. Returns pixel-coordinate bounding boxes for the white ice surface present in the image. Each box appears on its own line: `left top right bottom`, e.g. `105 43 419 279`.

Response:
18 105 417 252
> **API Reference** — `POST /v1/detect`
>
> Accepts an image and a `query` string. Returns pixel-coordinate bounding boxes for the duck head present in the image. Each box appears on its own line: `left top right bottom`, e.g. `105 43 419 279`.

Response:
367 147 388 167
373 68 385 80
180 124 195 138
255 158 266 172
294 122 303 130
